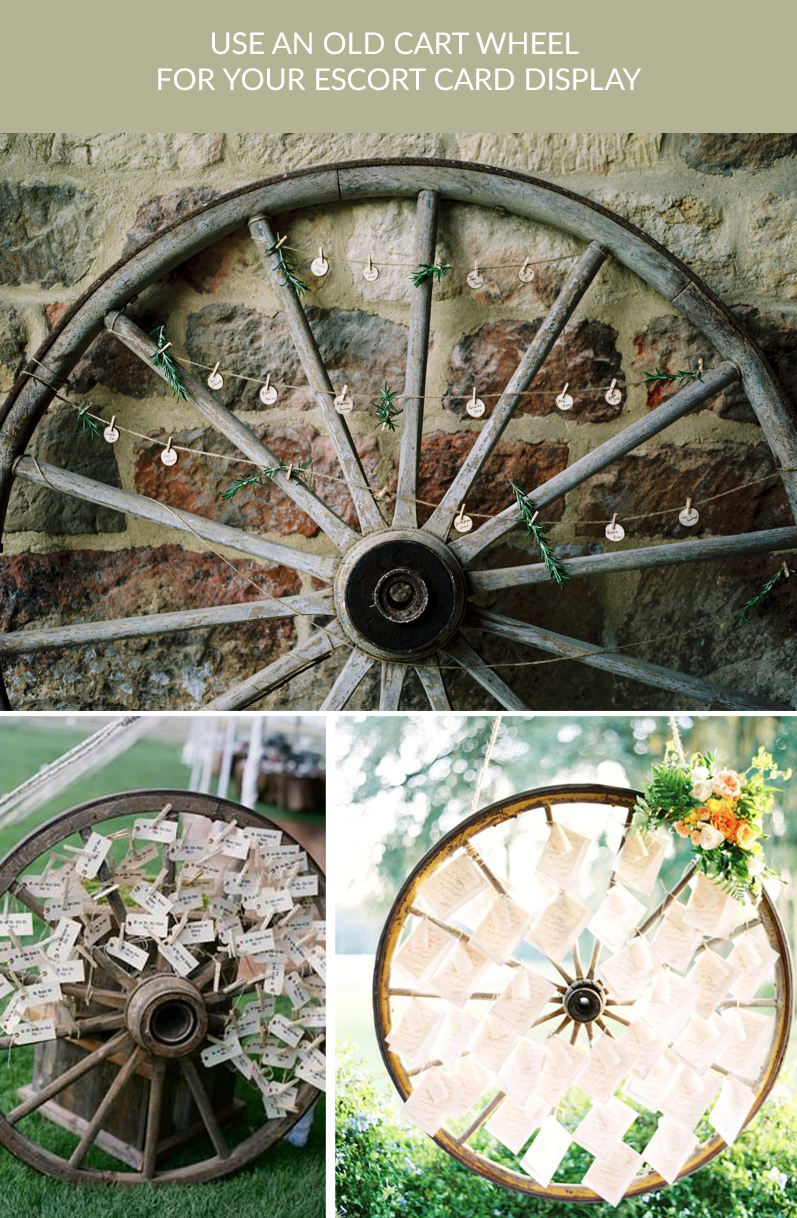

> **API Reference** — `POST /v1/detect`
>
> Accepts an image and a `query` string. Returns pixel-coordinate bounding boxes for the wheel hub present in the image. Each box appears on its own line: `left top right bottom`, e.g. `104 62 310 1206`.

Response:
126 975 208 1057
563 978 607 1023
334 530 467 660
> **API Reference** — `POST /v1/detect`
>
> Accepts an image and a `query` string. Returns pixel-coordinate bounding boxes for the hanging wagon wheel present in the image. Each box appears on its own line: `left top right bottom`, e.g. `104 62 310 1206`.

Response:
0 789 326 1185
1 158 796 711
373 786 793 1205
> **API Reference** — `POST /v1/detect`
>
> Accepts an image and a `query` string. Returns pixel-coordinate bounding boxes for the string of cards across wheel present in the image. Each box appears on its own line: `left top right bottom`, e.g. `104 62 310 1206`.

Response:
374 792 791 1207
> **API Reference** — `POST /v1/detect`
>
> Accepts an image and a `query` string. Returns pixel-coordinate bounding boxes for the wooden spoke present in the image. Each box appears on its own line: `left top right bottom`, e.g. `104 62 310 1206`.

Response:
72 1013 127 1036
69 1045 143 1167
9 882 46 920
468 527 797 592
458 1093 505 1145
415 657 451 709
439 634 532 710
61 985 127 1010
206 631 341 710
423 242 608 539
7 1030 132 1126
14 456 335 582
91 946 137 991
249 215 385 534
466 607 787 710
142 1058 166 1180
319 648 375 710
105 312 357 550
393 190 440 529
0 593 334 657
180 1058 230 1159
638 862 698 935
380 662 408 709
453 361 740 565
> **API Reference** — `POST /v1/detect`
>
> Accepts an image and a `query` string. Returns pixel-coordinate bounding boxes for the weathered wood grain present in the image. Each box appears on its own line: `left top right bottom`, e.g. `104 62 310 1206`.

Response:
439 635 532 711
205 631 338 710
415 657 451 709
380 662 408 709
319 647 375 710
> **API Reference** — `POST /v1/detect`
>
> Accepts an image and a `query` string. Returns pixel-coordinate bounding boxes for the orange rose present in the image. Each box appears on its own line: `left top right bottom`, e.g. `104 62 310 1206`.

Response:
710 806 739 842
736 822 760 851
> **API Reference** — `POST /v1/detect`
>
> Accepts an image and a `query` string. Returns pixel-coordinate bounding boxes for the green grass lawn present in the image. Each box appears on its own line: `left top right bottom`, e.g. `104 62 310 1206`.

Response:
0 720 326 1214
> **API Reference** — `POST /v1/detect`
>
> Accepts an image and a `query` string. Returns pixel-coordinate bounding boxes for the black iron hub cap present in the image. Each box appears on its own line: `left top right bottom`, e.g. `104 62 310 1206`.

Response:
563 978 607 1023
334 530 467 661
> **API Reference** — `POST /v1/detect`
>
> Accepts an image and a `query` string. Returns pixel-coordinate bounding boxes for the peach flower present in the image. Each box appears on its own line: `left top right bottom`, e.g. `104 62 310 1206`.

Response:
736 822 760 851
698 824 725 850
674 820 692 837
712 770 743 799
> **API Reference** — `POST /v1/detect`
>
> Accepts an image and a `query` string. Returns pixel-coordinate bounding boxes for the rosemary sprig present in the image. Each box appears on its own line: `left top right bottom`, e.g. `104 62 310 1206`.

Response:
372 383 401 432
644 368 704 388
77 402 100 438
149 326 188 402
266 237 308 295
221 459 313 501
411 262 450 287
737 564 794 623
510 481 569 588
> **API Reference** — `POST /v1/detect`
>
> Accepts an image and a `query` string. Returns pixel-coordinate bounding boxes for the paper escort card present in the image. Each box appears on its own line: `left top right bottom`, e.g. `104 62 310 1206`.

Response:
13 1018 57 1045
386 999 445 1065
107 936 149 970
392 917 454 983
499 1038 545 1107
133 816 178 844
177 919 216 945
469 1013 519 1073
583 1140 644 1207
572 1096 637 1158
642 1115 698 1184
683 873 737 938
728 933 780 1002
537 1036 584 1106
525 892 591 963
687 949 739 1018
520 1116 571 1187
714 1009 771 1076
432 1008 478 1064
576 1032 634 1104
588 886 646 954
441 1055 492 1119
22 977 63 1008
125 912 169 939
159 940 199 977
597 937 656 1003
74 832 113 880
0 913 33 937
613 829 669 896
491 967 557 1035
637 971 698 1040
471 894 532 964
417 853 488 921
429 937 490 1007
535 823 591 892
709 1076 756 1145
485 1095 547 1155
130 883 172 919
624 1049 682 1112
201 1032 243 1067
401 1069 454 1135
651 902 705 973
659 1064 719 1129
620 1018 662 1076
46 917 81 962
672 1014 722 1074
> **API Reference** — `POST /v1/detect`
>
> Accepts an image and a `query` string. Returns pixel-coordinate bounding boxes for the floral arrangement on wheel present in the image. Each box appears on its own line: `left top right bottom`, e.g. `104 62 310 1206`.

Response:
635 746 791 900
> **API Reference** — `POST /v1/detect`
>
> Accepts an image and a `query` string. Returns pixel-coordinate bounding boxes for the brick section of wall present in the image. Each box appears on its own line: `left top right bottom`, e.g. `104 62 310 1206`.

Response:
1 131 795 709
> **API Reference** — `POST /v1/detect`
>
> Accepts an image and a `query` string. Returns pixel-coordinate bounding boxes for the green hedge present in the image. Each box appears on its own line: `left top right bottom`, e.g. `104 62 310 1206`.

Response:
336 1044 797 1218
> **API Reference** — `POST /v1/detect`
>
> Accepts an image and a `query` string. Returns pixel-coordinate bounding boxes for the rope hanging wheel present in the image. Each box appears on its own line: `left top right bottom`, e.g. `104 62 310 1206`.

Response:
372 786 793 1205
0 789 326 1185
1 158 796 711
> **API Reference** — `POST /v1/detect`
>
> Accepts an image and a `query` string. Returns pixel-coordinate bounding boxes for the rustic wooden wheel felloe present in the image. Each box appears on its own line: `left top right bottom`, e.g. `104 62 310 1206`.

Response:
373 786 793 1205
0 789 325 1185
1 158 796 710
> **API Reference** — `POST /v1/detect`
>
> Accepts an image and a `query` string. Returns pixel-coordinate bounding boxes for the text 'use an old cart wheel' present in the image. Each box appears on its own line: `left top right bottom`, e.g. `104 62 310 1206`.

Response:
0 790 325 1185
1 160 796 710
373 786 792 1206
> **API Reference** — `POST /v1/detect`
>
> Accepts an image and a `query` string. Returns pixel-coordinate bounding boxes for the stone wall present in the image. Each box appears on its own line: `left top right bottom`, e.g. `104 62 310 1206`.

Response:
0 132 795 710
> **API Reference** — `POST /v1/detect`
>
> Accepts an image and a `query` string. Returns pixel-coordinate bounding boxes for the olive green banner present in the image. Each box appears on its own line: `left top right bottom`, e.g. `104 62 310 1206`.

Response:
1 0 793 131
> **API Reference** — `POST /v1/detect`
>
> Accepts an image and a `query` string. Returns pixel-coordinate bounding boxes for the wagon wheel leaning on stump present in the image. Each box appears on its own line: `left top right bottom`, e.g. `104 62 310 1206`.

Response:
0 789 326 1185
1 158 796 711
372 786 793 1205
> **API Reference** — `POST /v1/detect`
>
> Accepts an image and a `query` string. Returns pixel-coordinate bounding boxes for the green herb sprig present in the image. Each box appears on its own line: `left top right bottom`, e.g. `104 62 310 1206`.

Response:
737 564 794 623
149 326 188 402
510 481 569 588
266 237 308 296
77 402 100 439
221 458 313 501
411 262 450 287
372 383 401 432
644 368 704 388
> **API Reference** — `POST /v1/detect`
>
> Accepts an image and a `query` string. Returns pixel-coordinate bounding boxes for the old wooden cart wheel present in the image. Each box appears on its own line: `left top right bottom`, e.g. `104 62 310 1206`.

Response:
373 786 792 1204
0 790 325 1185
1 159 796 710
